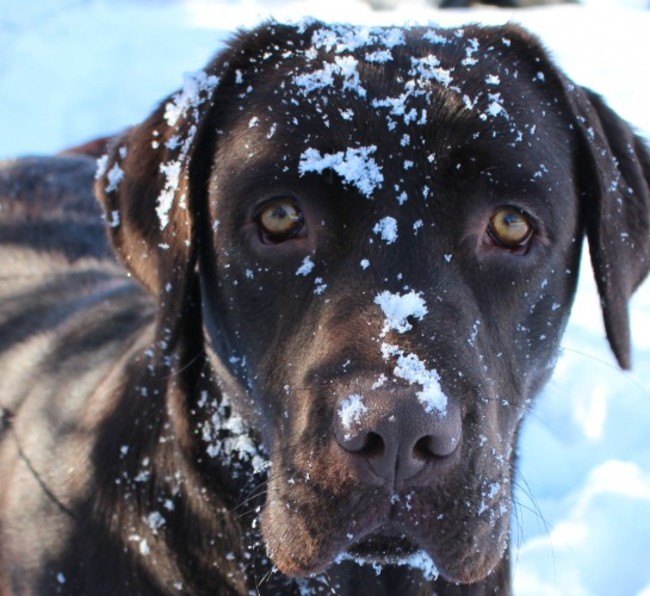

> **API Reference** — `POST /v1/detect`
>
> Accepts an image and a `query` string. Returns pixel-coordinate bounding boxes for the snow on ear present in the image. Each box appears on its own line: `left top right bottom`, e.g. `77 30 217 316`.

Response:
567 87 650 369
95 70 219 298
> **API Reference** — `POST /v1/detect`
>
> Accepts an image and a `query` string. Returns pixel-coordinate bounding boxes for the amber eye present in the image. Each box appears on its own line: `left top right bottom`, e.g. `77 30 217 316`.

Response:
256 198 304 243
487 207 534 250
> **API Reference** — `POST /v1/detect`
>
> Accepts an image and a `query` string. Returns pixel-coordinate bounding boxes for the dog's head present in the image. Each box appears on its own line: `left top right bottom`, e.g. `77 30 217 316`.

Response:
96 22 650 585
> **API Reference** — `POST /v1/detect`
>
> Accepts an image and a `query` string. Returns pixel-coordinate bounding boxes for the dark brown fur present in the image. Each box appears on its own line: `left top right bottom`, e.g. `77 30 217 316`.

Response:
1 22 649 595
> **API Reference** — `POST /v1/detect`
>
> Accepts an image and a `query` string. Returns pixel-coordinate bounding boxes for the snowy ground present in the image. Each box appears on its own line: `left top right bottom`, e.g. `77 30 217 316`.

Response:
1 0 649 594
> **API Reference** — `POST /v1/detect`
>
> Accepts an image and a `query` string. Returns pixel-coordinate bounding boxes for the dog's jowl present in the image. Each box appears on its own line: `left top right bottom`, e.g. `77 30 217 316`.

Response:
1 21 649 596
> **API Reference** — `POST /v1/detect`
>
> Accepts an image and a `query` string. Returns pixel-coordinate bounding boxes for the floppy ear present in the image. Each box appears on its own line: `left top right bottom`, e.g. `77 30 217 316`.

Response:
95 70 220 346
498 24 650 369
565 86 650 369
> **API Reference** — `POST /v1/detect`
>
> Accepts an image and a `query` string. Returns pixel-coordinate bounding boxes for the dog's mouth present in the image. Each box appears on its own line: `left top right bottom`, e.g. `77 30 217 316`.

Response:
336 531 440 580
347 532 418 561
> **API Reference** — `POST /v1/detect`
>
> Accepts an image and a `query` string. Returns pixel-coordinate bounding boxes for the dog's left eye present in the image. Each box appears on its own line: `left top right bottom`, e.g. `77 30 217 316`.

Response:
486 207 534 253
256 198 305 243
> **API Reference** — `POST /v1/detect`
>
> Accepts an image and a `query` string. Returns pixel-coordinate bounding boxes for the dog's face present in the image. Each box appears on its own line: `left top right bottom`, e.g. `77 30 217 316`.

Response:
97 22 650 586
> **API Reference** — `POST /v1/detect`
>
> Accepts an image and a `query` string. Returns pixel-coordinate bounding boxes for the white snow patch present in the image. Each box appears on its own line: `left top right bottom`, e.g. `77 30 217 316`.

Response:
409 55 453 87
335 549 439 581
372 216 398 244
106 209 120 228
95 154 109 179
365 49 393 63
296 255 315 276
374 290 427 335
146 511 166 535
105 162 124 193
299 145 383 198
156 69 219 229
338 394 367 436
381 343 447 414
294 55 366 97
200 390 268 473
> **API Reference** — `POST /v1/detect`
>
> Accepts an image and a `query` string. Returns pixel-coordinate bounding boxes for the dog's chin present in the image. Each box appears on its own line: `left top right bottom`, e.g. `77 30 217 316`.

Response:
267 522 504 585
268 529 433 579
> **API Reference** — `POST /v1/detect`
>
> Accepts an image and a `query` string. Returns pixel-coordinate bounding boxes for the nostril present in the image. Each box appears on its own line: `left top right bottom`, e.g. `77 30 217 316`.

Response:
414 433 459 460
358 431 385 459
338 429 386 458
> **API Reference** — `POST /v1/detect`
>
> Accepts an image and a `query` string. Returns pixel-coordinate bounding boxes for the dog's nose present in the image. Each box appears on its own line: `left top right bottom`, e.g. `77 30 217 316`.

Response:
334 391 462 484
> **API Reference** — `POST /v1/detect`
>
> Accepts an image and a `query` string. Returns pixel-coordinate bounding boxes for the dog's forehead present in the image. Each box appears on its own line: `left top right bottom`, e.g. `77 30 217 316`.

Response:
213 22 569 193
232 25 554 131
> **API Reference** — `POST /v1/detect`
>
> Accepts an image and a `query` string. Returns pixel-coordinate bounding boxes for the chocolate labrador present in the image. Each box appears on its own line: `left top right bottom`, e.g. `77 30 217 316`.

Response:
1 21 649 596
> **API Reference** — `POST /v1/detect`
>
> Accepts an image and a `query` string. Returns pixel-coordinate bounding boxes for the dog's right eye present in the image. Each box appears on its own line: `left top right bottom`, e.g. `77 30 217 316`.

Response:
256 198 305 244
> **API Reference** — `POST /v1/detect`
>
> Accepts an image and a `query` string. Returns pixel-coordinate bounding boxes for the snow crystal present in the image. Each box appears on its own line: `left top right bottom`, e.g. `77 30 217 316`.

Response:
139 539 150 556
461 38 480 67
423 30 449 45
156 159 182 229
372 88 419 125
105 162 124 193
409 55 453 87
163 70 219 128
296 256 315 276
314 277 328 294
481 93 508 120
299 145 383 198
338 394 367 436
372 216 398 244
365 49 393 63
129 534 150 556
95 154 109 179
381 343 448 414
147 511 166 534
374 290 427 335
360 259 371 270
106 209 120 228
310 25 404 55
294 56 366 97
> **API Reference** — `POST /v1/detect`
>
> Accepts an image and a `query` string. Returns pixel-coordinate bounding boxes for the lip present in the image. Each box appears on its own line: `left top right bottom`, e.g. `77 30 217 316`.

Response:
335 530 441 581
347 531 420 560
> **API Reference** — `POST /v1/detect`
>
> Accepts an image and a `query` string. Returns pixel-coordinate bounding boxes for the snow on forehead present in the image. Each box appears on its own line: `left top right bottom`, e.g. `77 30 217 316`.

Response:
309 24 406 54
287 23 522 123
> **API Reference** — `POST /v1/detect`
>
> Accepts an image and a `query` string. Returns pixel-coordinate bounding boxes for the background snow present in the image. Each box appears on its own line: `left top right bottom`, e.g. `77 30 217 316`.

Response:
1 0 649 593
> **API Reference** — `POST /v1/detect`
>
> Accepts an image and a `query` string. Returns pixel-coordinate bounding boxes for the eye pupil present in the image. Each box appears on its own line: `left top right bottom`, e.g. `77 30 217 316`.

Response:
488 207 533 248
258 199 304 242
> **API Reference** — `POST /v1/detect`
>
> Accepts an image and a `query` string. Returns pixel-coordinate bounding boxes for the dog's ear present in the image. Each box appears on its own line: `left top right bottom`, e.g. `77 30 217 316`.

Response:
566 86 650 369
497 24 650 369
95 71 220 345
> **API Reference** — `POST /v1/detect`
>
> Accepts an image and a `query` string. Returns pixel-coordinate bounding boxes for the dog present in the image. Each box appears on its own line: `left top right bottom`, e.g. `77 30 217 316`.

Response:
1 20 649 595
